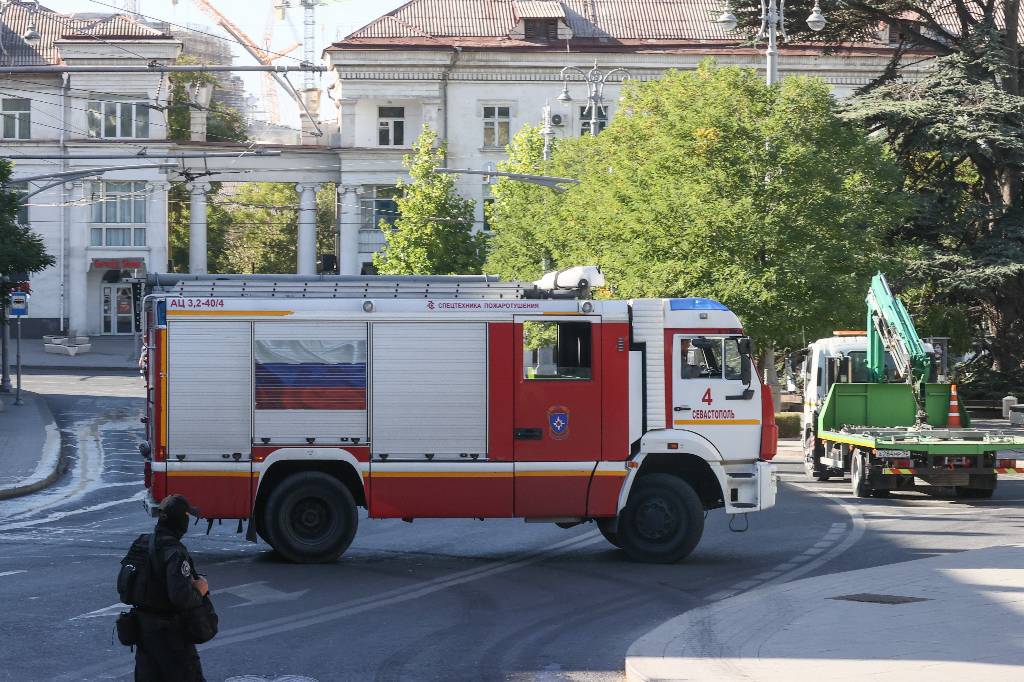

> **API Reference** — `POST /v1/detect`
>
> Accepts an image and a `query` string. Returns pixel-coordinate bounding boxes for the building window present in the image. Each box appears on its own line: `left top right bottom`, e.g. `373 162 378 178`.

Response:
482 197 495 232
483 105 511 148
1 98 30 139
10 181 29 225
89 181 147 247
360 186 401 231
377 106 405 146
580 105 608 136
524 18 558 40
87 100 150 139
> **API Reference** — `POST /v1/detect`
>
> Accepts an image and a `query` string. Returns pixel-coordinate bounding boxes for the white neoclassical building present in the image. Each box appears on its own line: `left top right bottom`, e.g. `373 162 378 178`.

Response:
1 2 180 337
324 0 932 274
3 0 937 339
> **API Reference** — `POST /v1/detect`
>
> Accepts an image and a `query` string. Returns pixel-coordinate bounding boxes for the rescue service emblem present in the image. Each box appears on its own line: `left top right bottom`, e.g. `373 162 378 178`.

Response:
181 561 191 578
547 405 570 440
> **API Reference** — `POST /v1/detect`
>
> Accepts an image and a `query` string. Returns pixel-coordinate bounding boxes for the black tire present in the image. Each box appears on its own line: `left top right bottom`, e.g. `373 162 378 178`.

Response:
264 471 358 563
596 518 622 548
617 474 704 564
851 452 872 498
804 433 830 481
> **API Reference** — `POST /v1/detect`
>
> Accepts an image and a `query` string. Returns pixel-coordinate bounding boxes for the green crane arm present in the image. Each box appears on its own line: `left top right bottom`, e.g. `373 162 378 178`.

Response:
865 273 931 390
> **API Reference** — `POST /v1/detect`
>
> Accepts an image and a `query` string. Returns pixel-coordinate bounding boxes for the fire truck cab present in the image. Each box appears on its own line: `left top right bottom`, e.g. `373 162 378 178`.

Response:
139 268 777 564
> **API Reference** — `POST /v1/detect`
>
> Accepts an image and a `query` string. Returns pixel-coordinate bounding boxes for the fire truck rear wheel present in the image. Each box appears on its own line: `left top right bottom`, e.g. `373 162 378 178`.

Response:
618 474 704 564
265 472 358 563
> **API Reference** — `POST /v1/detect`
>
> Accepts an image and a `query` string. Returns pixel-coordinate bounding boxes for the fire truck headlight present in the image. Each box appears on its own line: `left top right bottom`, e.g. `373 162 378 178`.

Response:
362 300 374 313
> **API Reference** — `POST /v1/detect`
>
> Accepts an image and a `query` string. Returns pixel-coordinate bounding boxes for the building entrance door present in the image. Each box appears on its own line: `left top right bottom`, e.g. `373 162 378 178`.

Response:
101 284 135 335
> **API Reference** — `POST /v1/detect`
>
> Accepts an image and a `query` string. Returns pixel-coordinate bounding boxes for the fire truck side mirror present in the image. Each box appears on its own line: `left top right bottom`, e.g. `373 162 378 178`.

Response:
740 355 752 386
737 337 753 385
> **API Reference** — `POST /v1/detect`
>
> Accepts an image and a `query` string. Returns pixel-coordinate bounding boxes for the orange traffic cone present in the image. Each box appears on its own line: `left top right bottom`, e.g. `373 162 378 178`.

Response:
947 383 962 428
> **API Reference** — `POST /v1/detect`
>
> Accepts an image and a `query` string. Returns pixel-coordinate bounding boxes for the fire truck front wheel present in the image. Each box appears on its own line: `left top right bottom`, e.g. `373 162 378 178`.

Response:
617 474 704 564
265 472 358 563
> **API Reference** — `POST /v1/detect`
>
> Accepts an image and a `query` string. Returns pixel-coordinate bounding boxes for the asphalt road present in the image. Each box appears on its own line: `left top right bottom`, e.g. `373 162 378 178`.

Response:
2 370 1023 681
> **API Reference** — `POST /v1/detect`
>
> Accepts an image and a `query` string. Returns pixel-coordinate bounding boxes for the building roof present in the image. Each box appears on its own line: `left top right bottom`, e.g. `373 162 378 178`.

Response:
0 1 172 67
336 0 735 47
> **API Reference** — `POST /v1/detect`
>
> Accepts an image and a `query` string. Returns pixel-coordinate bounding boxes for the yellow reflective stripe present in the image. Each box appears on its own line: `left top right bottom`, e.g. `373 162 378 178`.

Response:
168 310 291 317
517 470 593 477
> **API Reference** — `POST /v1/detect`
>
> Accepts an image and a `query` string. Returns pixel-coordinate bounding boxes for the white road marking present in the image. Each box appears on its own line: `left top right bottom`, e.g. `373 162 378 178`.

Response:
0 570 27 578
0 491 144 532
70 602 130 620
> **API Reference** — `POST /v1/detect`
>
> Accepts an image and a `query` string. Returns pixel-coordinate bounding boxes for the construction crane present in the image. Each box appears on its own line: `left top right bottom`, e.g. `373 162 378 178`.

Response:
187 0 304 124
273 0 319 91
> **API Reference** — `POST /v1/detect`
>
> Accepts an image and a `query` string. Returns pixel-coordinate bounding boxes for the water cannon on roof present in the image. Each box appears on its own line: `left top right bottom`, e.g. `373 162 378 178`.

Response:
533 266 605 294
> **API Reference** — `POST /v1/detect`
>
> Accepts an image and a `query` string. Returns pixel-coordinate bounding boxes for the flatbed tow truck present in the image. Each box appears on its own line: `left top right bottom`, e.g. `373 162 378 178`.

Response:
802 274 1024 498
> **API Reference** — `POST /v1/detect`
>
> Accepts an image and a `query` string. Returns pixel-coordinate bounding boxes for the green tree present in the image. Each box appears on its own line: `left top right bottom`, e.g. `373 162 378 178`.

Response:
844 31 1024 386
215 182 337 274
373 126 486 275
488 63 905 359
0 160 54 286
730 1 1024 387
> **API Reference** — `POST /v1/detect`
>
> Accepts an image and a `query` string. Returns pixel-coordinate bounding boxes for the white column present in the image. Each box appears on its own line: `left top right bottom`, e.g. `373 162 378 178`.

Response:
187 182 211 274
296 183 321 275
67 181 89 335
338 99 357 148
147 181 170 275
337 185 361 275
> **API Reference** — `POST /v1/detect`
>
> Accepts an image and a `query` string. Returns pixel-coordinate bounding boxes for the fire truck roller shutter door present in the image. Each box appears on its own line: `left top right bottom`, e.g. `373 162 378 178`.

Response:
167 321 253 459
370 322 511 518
166 320 253 518
253 322 368 445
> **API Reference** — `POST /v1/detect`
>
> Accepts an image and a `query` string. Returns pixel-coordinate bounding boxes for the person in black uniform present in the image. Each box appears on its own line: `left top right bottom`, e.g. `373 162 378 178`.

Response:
132 494 210 682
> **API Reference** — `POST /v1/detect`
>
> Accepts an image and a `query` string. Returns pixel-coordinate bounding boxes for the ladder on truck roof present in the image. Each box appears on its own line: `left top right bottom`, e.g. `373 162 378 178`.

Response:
142 270 599 301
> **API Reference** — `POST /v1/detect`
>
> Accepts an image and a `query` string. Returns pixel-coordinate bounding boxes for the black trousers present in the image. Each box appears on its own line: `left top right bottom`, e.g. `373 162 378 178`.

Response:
134 613 206 682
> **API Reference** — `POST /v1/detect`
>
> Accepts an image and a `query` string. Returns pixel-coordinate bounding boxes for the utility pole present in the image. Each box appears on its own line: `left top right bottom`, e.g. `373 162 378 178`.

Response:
1 277 10 393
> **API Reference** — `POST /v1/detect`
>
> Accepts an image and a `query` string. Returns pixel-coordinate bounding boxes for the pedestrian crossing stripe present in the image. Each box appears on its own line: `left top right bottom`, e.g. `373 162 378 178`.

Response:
882 468 915 475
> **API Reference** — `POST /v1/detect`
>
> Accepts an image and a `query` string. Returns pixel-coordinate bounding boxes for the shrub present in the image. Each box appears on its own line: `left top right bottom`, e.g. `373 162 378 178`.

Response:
775 412 802 439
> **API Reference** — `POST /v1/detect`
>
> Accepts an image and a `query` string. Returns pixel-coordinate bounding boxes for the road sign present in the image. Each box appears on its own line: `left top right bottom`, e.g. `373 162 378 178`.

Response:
9 293 28 317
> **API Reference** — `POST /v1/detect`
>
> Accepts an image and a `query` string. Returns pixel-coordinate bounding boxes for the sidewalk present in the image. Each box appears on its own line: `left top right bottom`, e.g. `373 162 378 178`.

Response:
11 335 139 371
626 543 1024 681
0 391 62 500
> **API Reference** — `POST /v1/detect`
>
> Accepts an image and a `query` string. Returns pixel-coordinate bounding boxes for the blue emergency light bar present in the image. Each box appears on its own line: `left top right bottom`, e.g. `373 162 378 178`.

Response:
669 298 729 311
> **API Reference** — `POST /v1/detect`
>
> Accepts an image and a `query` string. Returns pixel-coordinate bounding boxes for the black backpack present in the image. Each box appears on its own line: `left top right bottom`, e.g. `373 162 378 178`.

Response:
117 533 159 607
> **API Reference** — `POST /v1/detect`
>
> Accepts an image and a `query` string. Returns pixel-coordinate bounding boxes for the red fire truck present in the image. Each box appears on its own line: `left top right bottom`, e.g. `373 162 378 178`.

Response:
138 267 777 564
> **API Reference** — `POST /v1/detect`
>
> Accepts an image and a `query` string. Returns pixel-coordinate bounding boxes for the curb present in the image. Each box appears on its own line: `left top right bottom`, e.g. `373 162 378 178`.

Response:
0 392 63 500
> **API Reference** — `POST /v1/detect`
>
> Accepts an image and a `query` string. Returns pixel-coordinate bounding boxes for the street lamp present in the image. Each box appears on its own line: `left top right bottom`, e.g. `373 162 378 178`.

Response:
716 0 827 85
557 61 631 137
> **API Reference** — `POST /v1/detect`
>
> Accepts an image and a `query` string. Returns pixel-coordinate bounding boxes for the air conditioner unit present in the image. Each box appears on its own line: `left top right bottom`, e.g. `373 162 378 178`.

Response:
549 113 564 126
